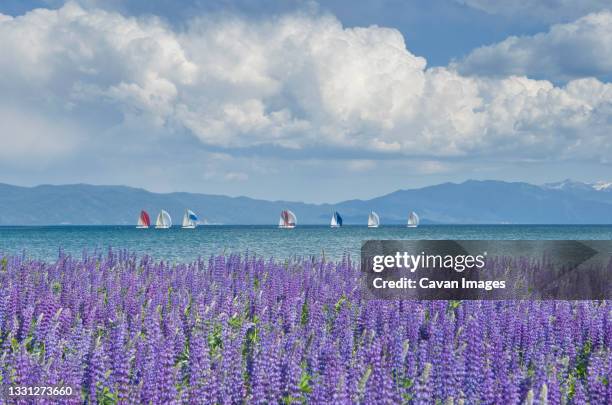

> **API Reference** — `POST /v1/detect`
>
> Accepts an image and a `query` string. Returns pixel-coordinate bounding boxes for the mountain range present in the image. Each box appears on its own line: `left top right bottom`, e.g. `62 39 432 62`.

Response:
1 180 612 225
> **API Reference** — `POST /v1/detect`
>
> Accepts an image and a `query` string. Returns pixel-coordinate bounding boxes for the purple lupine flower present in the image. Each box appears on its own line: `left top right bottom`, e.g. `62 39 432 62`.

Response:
414 362 433 404
0 251 610 404
155 339 178 404
433 317 456 402
281 335 303 402
480 363 496 405
571 379 587 405
587 353 606 404
607 351 612 405
188 329 216 404
220 327 246 404
463 317 484 402
86 339 107 403
12 347 34 387
108 320 130 401
250 338 269 404
546 370 561 405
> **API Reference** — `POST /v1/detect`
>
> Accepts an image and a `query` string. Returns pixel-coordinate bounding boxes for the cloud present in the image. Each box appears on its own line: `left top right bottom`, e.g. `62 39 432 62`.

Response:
416 161 449 175
456 12 612 83
346 160 377 172
453 0 611 23
224 172 249 181
0 104 79 165
0 2 611 173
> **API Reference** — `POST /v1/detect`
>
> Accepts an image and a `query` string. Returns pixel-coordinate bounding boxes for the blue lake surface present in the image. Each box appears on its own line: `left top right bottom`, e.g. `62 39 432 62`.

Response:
1 225 612 262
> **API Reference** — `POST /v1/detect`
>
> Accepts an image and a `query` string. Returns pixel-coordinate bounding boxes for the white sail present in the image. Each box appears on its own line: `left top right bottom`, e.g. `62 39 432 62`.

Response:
287 210 297 227
407 211 419 228
155 209 172 229
182 209 198 229
330 211 342 228
279 209 297 228
368 211 380 228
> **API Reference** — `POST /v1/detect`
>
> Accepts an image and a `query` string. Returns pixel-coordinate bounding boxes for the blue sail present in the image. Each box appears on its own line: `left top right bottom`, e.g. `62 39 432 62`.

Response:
335 211 343 226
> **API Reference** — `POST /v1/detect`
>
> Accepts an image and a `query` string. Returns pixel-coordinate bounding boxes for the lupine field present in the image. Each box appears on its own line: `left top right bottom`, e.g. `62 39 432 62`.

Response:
0 251 610 404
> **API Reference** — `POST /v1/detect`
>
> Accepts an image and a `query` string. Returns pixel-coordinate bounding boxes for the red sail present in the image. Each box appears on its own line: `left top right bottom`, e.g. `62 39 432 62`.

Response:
140 210 151 226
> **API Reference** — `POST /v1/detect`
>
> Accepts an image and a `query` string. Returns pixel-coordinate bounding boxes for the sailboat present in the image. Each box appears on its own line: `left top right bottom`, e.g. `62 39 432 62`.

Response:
330 211 343 228
155 209 172 229
136 210 151 229
182 209 199 229
279 210 297 229
368 211 380 228
407 211 420 228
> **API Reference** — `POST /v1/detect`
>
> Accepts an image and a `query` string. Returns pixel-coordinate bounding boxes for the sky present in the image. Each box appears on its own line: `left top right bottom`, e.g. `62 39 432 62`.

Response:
1 0 611 203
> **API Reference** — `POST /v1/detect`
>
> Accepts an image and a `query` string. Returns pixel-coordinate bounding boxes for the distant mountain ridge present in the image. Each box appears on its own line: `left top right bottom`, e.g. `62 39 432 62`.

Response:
1 180 612 225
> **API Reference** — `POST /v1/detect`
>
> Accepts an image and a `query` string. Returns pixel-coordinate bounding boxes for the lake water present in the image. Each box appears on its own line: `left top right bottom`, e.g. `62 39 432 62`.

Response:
2 225 612 262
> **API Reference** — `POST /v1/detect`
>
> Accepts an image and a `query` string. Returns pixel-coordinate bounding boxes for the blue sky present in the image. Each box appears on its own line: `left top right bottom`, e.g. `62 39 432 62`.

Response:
0 0 553 67
1 0 611 202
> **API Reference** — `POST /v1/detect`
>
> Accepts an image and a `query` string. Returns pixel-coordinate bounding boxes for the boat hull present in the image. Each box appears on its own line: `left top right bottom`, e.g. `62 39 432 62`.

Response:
407 225 418 228
182 225 196 229
136 225 149 229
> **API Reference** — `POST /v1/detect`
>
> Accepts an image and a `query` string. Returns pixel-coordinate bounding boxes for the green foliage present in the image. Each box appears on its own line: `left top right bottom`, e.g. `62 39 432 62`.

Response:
400 377 414 402
52 281 62 295
97 287 108 304
245 318 260 353
10 337 19 353
167 286 173 308
22 336 34 353
208 323 224 356
281 395 300 404
575 340 592 380
176 343 191 387
358 366 372 393
527 363 536 379
228 314 242 330
566 341 593 400
183 297 192 318
567 373 576 400
300 301 309 326
279 365 311 403
448 300 461 311
299 369 312 394
334 294 347 313
97 385 118 405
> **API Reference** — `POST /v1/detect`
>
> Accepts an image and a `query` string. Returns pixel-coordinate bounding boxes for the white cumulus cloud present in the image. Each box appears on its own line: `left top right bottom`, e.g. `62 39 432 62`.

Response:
0 2 611 170
456 12 612 82
454 0 611 23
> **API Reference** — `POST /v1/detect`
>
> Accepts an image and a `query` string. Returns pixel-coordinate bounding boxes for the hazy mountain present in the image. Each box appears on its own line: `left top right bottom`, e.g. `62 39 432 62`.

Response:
1 180 612 225
334 180 612 224
542 179 612 204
